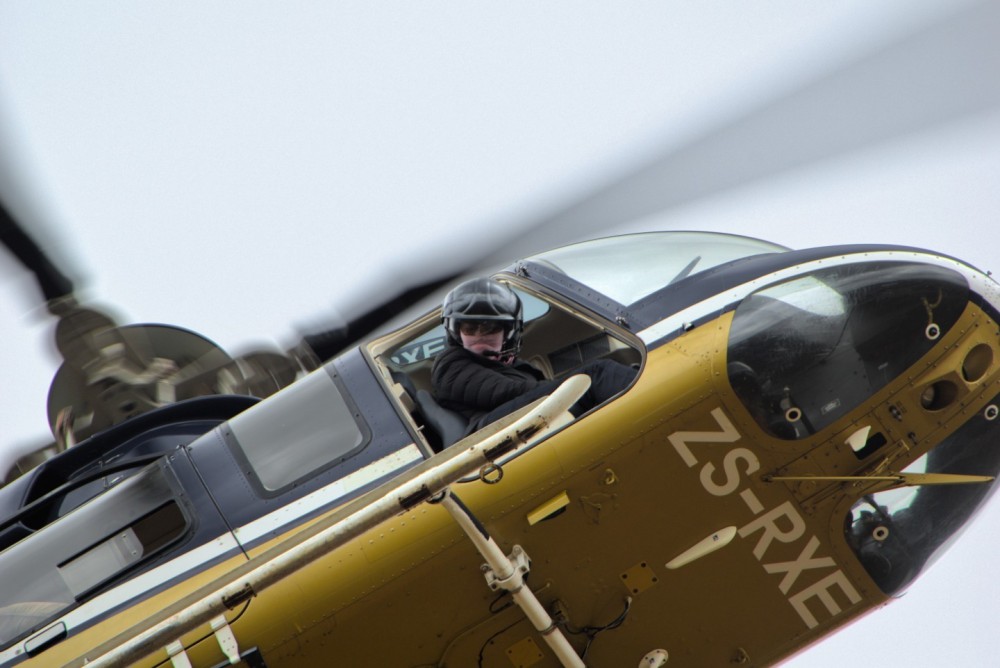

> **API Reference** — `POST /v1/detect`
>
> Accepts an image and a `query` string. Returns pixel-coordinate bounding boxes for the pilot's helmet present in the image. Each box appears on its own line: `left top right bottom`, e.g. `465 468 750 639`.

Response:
442 278 523 354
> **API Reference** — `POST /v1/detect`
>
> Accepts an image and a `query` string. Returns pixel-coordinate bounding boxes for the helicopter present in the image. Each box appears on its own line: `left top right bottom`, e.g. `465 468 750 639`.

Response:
1 1 1000 660
3 211 1000 668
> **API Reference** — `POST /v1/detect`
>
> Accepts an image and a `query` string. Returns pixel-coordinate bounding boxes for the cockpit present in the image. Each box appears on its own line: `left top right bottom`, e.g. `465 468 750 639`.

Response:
371 231 1000 600
371 282 641 452
370 231 788 452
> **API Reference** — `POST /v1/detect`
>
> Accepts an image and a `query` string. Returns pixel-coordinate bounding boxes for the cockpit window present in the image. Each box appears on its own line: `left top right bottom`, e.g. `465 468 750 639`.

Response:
527 232 787 305
388 287 550 367
228 368 367 492
845 400 1000 594
727 262 968 439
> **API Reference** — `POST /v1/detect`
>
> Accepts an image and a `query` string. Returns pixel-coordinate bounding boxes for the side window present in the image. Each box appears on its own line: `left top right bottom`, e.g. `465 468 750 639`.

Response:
0 462 189 648
227 369 367 492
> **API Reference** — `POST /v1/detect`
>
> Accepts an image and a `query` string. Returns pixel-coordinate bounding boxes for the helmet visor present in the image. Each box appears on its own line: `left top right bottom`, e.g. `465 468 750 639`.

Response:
457 320 505 336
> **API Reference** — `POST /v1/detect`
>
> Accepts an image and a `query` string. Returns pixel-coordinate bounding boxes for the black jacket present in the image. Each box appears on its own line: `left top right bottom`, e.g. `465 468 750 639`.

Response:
431 345 546 423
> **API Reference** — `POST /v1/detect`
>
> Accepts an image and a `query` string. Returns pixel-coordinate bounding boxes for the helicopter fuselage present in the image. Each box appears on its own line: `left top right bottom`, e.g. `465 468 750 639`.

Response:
2 232 998 667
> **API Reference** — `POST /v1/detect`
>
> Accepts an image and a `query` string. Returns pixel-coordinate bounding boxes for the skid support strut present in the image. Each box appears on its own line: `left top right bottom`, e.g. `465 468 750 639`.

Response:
438 491 585 668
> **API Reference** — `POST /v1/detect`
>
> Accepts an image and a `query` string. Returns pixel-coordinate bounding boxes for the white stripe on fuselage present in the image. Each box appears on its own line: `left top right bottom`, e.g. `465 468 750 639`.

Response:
638 250 999 346
233 444 424 545
1 444 424 666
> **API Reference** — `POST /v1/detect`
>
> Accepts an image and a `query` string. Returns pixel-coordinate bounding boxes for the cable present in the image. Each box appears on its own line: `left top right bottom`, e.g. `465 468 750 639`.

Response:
562 596 632 660
488 589 514 614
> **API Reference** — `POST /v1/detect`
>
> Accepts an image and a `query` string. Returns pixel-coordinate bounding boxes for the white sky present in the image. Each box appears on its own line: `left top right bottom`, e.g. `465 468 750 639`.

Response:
1 1 999 666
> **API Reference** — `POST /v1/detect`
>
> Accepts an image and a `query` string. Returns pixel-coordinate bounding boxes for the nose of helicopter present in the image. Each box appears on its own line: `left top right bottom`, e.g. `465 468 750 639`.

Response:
723 256 1000 595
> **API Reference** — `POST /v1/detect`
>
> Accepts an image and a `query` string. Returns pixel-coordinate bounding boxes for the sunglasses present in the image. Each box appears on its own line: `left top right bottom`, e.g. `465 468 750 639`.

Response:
458 321 504 336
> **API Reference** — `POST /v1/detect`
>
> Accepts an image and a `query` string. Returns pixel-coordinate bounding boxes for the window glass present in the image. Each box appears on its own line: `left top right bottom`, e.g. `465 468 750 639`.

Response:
388 287 549 367
228 369 365 491
846 401 1000 594
59 504 185 597
727 262 968 439
54 466 145 519
0 462 187 648
528 232 787 305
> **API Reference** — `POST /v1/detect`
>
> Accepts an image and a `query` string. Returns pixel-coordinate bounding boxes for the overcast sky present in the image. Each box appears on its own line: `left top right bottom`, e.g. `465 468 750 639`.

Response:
2 1 999 666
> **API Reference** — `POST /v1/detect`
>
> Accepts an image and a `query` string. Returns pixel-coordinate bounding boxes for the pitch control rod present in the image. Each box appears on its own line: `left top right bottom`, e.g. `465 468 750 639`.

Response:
437 491 585 668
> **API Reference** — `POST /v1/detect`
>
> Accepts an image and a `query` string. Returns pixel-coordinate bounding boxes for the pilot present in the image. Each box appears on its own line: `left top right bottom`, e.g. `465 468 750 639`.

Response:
431 277 637 435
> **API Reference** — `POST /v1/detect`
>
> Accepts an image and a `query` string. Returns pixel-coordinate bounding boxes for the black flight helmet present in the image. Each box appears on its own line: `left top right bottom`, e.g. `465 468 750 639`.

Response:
442 278 524 356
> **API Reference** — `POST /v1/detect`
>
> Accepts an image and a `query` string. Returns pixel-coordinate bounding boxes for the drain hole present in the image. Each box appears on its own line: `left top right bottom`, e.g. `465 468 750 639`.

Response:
963 343 993 383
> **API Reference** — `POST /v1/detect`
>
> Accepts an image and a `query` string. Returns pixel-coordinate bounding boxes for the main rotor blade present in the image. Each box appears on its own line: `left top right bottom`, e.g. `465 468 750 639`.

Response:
301 272 462 362
309 1 1000 358
471 0 1000 268
0 199 75 303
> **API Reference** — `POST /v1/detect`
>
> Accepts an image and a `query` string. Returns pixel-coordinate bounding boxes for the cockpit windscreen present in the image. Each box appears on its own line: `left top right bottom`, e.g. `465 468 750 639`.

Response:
527 232 787 305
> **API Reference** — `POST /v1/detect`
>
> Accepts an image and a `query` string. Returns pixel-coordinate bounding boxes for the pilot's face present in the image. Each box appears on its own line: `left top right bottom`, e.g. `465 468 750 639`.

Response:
459 321 505 356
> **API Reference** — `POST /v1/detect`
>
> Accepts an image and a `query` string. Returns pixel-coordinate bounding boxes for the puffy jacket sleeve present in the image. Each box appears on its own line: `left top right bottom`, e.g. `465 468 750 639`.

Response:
432 346 540 412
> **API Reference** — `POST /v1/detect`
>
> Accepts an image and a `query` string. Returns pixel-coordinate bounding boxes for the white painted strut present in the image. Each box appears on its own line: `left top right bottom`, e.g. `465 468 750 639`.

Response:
439 492 585 668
